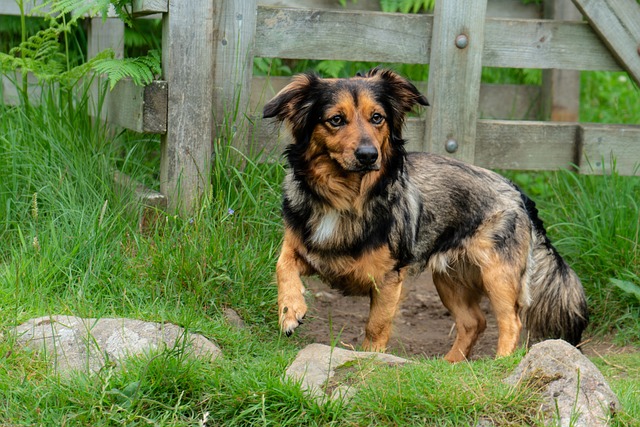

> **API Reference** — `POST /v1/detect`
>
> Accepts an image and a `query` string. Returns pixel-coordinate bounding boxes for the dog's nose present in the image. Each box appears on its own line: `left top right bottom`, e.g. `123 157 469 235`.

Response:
355 145 378 166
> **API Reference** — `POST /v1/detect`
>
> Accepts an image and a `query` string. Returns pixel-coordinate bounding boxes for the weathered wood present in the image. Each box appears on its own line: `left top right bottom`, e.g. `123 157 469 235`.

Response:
93 78 167 134
579 124 640 175
251 76 541 120
425 0 487 161
483 18 619 70
474 120 580 170
1 73 42 105
478 84 541 120
255 7 431 64
211 0 258 138
254 7 620 71
571 0 640 87
251 117 640 175
258 0 381 11
487 0 541 18
160 0 215 214
131 0 167 16
87 17 125 59
0 0 45 15
541 0 582 122
259 0 541 18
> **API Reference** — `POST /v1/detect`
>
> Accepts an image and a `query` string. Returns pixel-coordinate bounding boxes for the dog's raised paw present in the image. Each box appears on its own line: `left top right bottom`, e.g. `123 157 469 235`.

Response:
279 299 307 336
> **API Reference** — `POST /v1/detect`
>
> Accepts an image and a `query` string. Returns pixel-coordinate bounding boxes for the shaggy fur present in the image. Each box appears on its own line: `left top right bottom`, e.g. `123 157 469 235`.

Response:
263 68 588 362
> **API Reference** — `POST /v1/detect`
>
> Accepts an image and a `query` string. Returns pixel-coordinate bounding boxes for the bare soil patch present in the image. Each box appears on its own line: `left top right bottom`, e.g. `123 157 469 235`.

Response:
298 273 633 359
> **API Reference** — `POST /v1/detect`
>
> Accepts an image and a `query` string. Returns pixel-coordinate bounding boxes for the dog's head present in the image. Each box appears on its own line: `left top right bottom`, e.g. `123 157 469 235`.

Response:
263 68 428 173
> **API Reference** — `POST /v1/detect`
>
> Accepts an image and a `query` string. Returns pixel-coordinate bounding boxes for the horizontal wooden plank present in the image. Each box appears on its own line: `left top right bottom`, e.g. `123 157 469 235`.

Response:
131 0 167 16
1 73 43 105
91 77 167 133
250 76 541 121
474 120 580 170
259 0 541 18
579 124 640 175
255 6 621 71
255 7 431 64
249 116 640 175
0 0 44 15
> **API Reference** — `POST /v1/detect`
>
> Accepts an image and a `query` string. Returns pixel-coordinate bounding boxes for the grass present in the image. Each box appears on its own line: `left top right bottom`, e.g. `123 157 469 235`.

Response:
1 70 639 425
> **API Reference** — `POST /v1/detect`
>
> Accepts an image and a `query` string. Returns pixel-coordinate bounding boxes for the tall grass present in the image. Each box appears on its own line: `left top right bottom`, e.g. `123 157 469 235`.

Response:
1 69 639 425
551 166 639 340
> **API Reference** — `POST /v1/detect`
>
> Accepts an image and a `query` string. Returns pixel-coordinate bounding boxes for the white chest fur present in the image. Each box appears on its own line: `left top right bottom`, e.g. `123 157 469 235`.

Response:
311 210 340 244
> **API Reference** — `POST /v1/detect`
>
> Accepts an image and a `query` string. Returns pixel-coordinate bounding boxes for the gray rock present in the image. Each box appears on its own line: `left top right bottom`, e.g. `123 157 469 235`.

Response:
504 339 619 427
13 315 221 374
285 343 409 401
223 308 245 329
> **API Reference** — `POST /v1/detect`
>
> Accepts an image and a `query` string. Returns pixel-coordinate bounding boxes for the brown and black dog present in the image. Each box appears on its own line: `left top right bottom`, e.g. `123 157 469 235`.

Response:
263 68 588 362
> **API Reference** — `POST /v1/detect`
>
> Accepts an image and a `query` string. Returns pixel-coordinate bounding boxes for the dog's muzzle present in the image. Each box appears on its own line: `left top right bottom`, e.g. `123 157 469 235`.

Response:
355 145 379 170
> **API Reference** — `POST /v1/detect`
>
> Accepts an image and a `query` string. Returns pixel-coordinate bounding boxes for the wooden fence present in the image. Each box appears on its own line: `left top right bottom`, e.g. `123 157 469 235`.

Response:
1 0 639 215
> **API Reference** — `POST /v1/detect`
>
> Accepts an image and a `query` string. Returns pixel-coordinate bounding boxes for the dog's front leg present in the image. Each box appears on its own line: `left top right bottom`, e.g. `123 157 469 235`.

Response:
362 270 405 352
276 229 313 336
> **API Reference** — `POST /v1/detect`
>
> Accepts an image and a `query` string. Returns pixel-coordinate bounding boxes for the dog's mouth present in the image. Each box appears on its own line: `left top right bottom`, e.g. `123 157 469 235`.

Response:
352 163 380 173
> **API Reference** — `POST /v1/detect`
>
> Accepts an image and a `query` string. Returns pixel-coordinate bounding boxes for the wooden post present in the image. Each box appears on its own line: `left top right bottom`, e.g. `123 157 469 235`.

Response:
86 17 125 59
160 1 215 215
425 0 488 163
211 0 258 143
541 0 582 122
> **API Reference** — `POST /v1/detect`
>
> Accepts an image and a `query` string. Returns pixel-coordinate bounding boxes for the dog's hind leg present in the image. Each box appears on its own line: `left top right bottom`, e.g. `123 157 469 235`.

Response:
433 271 487 363
480 262 523 358
362 270 405 352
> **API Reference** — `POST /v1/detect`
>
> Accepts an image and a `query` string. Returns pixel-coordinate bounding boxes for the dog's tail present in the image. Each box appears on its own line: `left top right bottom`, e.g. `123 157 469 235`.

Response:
520 193 589 347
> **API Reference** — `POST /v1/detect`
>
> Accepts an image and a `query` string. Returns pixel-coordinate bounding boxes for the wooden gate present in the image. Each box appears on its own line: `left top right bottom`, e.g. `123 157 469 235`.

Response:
1 0 639 215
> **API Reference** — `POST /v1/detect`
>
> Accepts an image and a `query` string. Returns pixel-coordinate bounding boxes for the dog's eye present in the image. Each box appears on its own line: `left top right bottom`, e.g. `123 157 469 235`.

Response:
371 113 385 125
327 115 345 127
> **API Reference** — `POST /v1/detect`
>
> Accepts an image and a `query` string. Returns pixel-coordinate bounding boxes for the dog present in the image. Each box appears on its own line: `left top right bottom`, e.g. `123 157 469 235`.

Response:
263 68 588 362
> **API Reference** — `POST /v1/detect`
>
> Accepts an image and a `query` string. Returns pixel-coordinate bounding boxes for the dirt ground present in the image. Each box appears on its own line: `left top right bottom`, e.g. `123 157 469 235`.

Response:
298 273 631 359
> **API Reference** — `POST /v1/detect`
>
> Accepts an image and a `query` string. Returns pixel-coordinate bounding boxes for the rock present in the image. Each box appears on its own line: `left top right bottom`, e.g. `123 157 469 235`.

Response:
13 315 221 375
285 343 409 401
223 308 245 329
504 339 619 427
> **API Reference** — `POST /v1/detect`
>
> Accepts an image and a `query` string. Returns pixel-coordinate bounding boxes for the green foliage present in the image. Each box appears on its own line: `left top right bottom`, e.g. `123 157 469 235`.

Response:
35 0 134 27
92 49 161 89
379 0 435 13
580 71 640 124
1 0 161 106
1 27 66 78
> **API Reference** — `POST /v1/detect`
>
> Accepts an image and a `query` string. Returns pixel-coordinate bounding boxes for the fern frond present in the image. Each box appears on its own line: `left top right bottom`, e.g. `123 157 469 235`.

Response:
60 49 114 87
34 0 132 26
92 50 161 89
2 27 66 80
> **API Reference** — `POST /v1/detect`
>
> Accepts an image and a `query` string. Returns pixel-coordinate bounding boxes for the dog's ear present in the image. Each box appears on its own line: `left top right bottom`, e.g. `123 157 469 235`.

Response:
367 67 429 114
263 73 319 129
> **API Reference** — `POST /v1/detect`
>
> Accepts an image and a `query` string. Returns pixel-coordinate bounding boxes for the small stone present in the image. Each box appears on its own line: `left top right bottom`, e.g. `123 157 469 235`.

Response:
223 308 245 329
13 315 221 375
314 291 337 301
285 343 409 401
504 340 619 427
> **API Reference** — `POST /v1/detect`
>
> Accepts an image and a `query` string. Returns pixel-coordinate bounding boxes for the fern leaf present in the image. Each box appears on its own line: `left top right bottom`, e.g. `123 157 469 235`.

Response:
92 51 161 90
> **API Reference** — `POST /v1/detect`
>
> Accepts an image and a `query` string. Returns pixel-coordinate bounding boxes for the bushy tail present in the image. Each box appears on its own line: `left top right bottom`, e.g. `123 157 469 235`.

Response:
520 194 589 346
